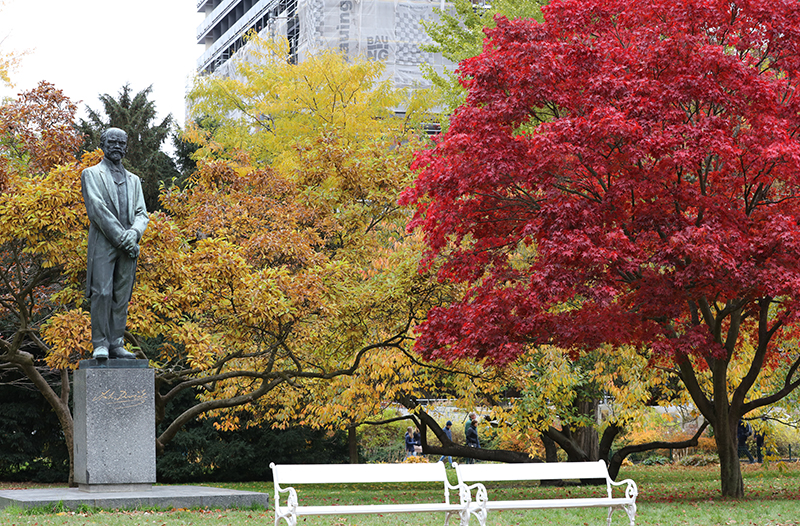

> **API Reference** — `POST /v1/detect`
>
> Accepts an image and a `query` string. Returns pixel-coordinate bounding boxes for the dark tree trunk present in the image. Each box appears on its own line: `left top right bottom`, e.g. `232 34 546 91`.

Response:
709 353 744 498
539 432 561 486
348 425 359 464
718 418 744 498
575 399 600 460
542 432 559 463
543 426 589 462
598 422 622 464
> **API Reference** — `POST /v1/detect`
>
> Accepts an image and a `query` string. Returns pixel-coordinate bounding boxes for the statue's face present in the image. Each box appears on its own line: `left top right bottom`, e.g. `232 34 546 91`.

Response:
102 131 127 163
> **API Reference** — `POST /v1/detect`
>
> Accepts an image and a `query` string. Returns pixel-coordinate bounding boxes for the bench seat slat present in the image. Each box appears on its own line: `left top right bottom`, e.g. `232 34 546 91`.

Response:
287 503 465 515
272 463 448 484
481 497 635 510
457 460 609 482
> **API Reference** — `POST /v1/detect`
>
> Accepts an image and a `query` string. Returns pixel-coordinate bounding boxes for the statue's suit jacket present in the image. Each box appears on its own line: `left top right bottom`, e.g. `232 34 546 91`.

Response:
81 160 149 299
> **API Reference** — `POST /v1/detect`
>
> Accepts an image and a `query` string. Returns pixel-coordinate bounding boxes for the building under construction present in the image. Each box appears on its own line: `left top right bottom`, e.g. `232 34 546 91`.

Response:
196 0 455 88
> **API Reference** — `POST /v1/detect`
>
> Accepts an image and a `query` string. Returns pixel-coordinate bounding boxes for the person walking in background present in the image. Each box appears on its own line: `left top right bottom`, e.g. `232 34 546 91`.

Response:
405 426 417 458
437 421 454 465
464 412 476 448
465 418 480 463
755 428 765 463
737 419 755 463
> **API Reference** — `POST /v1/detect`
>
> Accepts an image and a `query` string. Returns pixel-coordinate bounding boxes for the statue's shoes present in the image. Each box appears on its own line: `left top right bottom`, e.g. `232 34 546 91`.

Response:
92 347 109 360
109 347 136 359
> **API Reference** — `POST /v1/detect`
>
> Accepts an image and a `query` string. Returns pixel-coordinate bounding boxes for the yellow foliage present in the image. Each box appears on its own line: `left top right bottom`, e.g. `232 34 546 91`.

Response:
148 39 450 432
696 436 717 454
1 147 95 371
42 310 92 369
402 455 430 464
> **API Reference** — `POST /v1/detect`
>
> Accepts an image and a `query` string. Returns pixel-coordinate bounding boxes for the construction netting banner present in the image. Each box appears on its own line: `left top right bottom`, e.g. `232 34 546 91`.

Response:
298 0 454 88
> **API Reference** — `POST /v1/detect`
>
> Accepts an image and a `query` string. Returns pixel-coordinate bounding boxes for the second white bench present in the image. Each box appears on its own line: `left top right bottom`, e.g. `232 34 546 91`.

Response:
454 460 638 526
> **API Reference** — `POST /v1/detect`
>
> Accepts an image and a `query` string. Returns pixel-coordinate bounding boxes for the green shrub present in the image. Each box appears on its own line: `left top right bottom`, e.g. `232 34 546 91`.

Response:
640 455 671 466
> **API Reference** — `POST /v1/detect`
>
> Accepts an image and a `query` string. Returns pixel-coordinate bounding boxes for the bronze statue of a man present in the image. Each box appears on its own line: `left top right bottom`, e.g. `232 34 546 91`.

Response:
81 128 149 360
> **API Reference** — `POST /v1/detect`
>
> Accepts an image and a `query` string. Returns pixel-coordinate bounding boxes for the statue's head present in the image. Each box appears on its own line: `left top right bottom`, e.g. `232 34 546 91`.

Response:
100 128 128 163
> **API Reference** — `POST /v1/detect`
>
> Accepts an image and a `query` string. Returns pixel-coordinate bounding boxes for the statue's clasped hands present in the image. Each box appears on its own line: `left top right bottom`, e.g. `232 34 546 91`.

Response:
120 230 140 259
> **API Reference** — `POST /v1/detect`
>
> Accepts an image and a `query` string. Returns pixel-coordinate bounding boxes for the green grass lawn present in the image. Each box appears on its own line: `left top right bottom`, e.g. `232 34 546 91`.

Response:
2 462 799 525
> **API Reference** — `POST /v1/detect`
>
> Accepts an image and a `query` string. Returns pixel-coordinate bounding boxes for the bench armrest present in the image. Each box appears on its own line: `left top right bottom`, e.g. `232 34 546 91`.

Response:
609 478 638 500
445 479 461 505
275 485 299 511
459 482 488 506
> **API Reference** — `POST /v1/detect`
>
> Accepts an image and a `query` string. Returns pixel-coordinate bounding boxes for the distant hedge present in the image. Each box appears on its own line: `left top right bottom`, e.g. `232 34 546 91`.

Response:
156 390 349 483
0 383 70 482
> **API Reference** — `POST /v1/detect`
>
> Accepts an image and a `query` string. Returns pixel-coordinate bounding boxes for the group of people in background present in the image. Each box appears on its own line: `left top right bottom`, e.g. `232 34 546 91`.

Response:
410 415 767 465
406 412 482 464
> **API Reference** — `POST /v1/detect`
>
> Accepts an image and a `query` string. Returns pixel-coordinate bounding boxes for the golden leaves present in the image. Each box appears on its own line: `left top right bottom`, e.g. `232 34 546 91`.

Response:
41 309 91 369
171 321 220 371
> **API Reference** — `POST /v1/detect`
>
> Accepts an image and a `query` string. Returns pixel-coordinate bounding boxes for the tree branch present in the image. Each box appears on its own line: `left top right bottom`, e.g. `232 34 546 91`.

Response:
607 421 709 479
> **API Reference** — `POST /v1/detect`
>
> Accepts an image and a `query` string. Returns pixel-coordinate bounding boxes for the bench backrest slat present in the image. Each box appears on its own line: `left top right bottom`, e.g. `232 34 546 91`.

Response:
455 460 609 483
271 462 448 485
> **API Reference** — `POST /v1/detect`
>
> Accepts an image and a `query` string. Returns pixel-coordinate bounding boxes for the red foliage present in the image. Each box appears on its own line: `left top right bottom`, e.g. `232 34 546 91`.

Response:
403 0 800 364
0 81 81 177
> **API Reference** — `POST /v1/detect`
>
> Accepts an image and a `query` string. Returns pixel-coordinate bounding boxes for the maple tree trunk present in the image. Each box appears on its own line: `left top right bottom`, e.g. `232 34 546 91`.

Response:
716 419 744 498
709 355 744 498
59 408 75 487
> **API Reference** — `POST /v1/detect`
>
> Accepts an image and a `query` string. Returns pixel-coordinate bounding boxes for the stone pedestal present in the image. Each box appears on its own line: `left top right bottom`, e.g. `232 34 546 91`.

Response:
74 360 155 492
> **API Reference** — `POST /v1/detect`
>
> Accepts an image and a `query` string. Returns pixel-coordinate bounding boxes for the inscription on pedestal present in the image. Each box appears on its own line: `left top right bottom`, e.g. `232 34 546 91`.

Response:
74 364 155 492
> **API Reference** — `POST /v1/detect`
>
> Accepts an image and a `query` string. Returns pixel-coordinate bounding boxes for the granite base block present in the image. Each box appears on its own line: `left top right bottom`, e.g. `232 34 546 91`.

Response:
0 486 269 511
74 366 156 487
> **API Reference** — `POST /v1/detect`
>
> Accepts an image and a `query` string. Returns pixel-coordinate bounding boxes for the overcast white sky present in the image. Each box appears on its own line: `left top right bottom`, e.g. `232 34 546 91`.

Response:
0 0 204 127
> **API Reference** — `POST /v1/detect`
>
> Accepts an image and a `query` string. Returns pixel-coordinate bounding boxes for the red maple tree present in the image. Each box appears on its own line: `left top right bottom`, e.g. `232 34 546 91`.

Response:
402 0 800 497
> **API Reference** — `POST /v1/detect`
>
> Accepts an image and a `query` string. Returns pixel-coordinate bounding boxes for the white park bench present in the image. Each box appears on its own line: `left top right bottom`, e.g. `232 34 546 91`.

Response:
269 461 469 526
454 460 638 526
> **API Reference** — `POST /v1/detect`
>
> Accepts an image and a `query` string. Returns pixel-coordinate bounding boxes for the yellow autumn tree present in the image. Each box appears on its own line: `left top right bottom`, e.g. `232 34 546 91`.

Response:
1 82 85 485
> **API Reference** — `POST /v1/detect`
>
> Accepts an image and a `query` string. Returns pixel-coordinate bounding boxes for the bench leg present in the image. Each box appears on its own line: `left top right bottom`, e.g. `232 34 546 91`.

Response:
445 509 470 526
607 504 637 526
624 503 637 526
465 505 487 526
274 507 297 526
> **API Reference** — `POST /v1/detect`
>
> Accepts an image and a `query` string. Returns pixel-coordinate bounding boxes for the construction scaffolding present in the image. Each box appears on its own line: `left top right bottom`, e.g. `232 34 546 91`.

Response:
203 0 453 90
